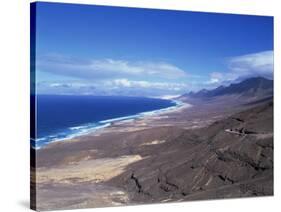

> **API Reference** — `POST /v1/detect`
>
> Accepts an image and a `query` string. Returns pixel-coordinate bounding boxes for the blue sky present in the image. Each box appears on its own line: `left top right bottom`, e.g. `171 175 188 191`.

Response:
34 2 273 97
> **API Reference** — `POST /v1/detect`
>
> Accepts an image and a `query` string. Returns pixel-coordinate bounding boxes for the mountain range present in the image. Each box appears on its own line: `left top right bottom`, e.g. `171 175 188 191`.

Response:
182 77 273 99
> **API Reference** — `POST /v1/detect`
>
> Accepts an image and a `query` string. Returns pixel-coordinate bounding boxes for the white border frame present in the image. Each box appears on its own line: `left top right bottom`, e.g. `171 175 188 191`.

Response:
0 0 280 211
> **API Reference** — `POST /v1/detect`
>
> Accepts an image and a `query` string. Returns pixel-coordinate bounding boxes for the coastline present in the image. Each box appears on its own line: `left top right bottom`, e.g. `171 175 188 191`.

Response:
34 96 273 210
36 99 192 150
34 98 195 210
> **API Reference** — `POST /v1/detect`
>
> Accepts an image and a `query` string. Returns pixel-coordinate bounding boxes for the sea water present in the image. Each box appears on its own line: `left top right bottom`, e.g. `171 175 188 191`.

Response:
31 95 180 148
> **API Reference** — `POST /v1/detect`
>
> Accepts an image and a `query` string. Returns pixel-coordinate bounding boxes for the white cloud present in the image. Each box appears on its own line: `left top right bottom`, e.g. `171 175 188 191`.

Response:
229 50 273 76
207 72 224 84
107 78 187 90
37 79 188 96
37 54 188 81
36 54 191 96
207 50 273 85
112 79 132 87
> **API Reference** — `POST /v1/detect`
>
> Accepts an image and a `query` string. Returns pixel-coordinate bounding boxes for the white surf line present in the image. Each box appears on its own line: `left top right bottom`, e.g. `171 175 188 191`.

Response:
35 99 192 149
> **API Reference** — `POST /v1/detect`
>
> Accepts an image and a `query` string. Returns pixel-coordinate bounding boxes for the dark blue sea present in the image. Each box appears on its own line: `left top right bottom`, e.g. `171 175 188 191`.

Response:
32 95 179 148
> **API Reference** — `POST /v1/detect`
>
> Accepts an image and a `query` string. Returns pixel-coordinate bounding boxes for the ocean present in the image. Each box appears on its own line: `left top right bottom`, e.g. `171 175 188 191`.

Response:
32 95 180 148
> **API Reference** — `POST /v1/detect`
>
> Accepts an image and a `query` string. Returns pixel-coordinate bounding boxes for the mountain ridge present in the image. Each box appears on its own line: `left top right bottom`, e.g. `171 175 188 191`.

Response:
181 77 273 99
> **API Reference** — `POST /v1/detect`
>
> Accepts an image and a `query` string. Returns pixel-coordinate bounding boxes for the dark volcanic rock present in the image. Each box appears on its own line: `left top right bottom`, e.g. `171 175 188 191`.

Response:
108 100 273 203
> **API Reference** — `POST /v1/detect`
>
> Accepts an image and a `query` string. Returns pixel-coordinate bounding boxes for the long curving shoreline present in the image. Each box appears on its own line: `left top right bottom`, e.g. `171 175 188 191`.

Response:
37 99 192 150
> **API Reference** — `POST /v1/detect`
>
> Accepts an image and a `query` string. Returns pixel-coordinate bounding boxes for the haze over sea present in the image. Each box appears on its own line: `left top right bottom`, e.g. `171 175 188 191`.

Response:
33 95 177 148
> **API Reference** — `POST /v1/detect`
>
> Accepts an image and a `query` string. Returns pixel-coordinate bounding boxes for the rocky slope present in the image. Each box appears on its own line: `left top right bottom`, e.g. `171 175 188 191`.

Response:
108 99 273 203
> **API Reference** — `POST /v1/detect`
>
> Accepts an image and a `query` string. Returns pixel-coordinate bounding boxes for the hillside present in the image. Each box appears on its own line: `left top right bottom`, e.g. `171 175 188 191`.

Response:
108 100 273 203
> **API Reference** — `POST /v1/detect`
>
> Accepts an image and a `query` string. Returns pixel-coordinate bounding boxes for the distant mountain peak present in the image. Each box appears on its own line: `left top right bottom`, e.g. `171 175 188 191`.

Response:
181 77 273 99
